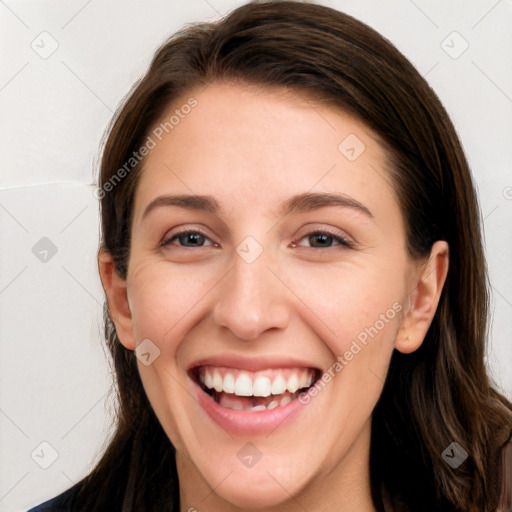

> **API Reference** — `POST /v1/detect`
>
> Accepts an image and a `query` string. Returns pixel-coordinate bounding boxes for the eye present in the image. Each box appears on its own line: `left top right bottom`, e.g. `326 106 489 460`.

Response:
160 228 353 250
294 229 354 249
160 229 217 249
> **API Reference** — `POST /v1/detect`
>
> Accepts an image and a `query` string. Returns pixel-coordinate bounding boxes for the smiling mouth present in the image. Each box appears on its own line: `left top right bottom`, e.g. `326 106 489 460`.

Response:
190 365 321 412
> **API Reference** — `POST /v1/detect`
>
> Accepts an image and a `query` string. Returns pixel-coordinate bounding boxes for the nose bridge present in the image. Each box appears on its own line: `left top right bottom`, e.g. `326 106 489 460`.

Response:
212 237 289 340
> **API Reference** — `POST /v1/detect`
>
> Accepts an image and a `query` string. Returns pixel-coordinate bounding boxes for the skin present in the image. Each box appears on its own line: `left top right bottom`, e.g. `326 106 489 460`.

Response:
98 82 449 511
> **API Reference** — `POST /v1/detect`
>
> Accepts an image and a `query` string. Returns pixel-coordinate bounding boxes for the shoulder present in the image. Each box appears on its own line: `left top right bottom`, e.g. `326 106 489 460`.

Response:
27 482 81 512
27 495 66 512
27 496 64 511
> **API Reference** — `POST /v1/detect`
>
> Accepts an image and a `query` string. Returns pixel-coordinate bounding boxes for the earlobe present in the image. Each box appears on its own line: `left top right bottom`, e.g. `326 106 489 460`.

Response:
97 249 136 351
395 240 449 354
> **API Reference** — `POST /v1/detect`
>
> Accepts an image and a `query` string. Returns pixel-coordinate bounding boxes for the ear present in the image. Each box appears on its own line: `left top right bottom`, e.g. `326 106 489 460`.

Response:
97 249 136 351
395 240 449 354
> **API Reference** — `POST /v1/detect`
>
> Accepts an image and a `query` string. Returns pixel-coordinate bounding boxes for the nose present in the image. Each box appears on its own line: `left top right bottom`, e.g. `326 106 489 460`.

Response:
212 245 290 341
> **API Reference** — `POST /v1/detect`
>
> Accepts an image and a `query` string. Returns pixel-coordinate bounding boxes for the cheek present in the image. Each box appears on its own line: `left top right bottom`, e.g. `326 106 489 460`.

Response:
128 263 216 344
294 259 405 352
290 256 404 420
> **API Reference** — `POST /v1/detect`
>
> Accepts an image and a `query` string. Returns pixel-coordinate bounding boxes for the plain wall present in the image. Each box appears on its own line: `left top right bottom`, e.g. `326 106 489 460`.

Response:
0 1 511 511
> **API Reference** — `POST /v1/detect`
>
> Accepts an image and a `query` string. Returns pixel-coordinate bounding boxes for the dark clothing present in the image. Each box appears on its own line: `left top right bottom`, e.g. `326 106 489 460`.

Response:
27 483 80 512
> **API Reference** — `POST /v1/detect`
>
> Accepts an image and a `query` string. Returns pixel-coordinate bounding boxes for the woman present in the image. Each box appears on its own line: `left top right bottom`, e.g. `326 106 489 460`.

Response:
28 1 512 510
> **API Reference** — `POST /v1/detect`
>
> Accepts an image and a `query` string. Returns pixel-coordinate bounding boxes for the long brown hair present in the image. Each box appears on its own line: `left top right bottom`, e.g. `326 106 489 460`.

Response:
61 1 512 510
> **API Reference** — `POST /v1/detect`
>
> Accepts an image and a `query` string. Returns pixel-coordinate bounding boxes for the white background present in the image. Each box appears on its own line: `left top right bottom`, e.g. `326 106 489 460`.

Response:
1 1 511 511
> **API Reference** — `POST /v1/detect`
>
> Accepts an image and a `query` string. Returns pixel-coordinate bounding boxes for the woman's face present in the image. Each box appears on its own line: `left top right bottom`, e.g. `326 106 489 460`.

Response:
110 83 432 509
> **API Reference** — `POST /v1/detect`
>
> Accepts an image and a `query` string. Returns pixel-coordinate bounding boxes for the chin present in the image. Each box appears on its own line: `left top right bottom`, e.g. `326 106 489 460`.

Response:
203 465 308 508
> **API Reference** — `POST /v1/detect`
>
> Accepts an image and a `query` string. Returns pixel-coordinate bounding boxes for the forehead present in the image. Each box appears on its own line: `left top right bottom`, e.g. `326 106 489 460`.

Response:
132 82 398 226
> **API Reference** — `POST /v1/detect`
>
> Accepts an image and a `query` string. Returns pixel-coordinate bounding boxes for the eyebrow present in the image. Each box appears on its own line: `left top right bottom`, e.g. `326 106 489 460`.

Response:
141 191 373 220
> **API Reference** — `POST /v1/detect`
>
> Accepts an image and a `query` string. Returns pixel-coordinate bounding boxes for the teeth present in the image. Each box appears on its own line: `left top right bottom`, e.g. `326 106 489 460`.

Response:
299 370 310 389
204 370 213 389
216 393 298 411
249 405 267 411
281 395 291 406
271 375 287 395
199 366 316 399
223 373 235 394
253 376 272 397
234 373 253 397
212 369 223 393
286 374 299 393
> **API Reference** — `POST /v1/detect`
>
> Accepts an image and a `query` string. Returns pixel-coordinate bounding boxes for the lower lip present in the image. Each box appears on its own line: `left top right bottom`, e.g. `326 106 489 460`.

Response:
191 377 306 436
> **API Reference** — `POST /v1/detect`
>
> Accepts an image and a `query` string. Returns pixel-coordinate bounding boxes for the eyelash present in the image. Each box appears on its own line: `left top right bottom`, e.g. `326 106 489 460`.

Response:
160 228 354 250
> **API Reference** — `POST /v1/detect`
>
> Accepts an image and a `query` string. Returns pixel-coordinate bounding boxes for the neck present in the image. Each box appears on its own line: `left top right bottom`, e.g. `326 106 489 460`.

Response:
177 419 376 512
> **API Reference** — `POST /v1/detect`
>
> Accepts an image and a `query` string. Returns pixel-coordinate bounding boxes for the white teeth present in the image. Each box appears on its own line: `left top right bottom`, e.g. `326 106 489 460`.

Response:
271 375 287 395
212 369 223 392
253 376 272 397
200 367 316 399
216 393 295 412
286 374 299 393
204 370 213 389
280 395 291 406
234 373 253 397
223 373 235 394
299 370 310 389
249 405 267 411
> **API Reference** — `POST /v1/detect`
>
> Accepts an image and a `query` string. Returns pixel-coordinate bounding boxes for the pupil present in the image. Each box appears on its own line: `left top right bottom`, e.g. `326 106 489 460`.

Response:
182 233 203 246
311 233 331 247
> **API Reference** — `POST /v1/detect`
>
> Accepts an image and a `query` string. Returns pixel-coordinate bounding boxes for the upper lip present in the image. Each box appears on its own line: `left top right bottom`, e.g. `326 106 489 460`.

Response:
187 353 322 373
